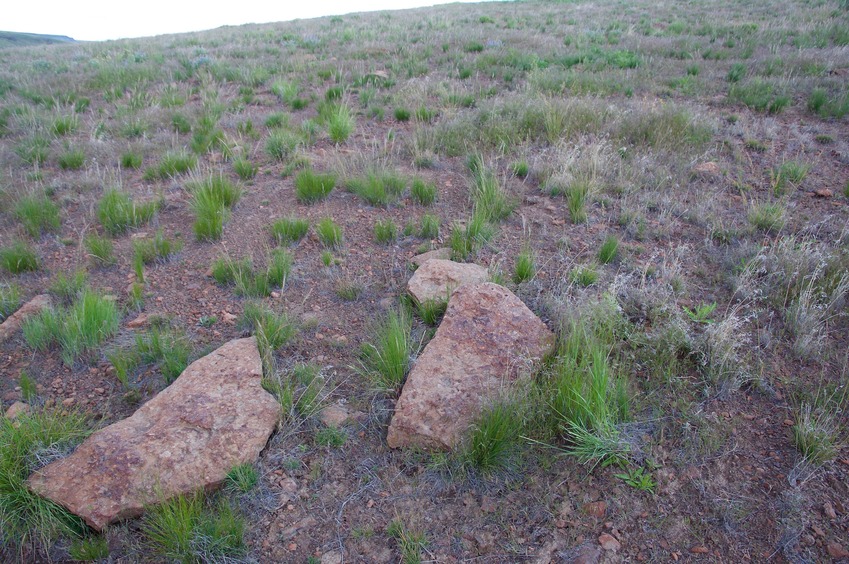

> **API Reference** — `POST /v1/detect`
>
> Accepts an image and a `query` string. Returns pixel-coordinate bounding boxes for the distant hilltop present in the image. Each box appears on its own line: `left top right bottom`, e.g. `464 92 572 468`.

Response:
0 31 75 48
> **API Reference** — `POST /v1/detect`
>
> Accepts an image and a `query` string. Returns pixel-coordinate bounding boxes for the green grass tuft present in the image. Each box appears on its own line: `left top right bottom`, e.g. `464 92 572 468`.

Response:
358 308 412 393
15 193 60 237
97 189 157 236
316 217 343 249
295 169 336 204
270 216 310 245
84 234 116 266
189 174 241 241
0 241 39 273
410 178 437 205
0 409 91 550
22 289 120 366
374 219 398 244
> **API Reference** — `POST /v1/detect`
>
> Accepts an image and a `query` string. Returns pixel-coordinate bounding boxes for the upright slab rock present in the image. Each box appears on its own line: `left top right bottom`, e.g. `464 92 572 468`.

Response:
387 283 555 450
28 337 279 531
0 294 52 343
407 259 489 304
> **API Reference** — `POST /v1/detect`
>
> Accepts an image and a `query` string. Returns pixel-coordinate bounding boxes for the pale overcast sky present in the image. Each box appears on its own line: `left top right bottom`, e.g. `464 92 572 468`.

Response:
6 0 490 42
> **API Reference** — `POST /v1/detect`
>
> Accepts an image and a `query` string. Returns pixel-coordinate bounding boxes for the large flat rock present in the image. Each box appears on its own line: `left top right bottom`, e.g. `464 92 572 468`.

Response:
407 259 489 304
0 294 52 343
387 283 555 450
28 337 279 531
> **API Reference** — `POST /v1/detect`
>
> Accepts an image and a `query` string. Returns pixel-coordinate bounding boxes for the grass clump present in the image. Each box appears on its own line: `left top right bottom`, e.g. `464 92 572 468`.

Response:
729 80 791 114
240 301 297 366
225 464 258 494
387 519 428 564
0 409 91 550
460 398 526 475
134 323 192 384
570 264 599 286
0 241 39 273
232 157 257 180
791 387 847 465
84 234 116 266
358 308 412 393
188 174 241 241
57 148 85 170
22 289 120 366
470 161 514 223
141 493 245 563
374 219 398 244
295 169 336 203
449 211 496 261
270 216 310 245
120 150 143 169
316 218 343 249
133 230 182 264
51 114 79 135
346 170 406 207
327 103 356 143
15 193 60 237
69 536 109 561
336 278 364 301
419 214 440 239
0 283 22 321
416 298 447 326
97 188 157 236
315 426 347 448
410 178 437 205
513 247 536 283
748 201 785 233
154 149 197 178
772 160 810 195
598 235 619 264
212 249 292 298
265 129 301 161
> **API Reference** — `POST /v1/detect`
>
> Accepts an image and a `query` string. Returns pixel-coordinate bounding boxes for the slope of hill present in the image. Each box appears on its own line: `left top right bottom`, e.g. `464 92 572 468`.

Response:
0 30 74 48
0 0 847 562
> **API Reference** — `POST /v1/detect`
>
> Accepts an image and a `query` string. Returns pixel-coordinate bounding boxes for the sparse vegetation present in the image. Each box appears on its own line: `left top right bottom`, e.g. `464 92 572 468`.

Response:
1 0 848 559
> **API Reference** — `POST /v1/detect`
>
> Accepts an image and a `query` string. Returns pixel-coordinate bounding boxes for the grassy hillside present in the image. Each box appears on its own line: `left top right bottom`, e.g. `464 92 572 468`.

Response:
0 0 848 561
0 31 74 49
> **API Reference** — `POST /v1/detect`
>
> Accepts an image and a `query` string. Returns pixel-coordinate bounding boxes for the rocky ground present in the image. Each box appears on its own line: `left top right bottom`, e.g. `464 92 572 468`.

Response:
1 0 849 562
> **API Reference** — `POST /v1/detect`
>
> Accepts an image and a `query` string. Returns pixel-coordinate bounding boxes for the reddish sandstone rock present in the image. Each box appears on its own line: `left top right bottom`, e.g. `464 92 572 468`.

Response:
406 258 488 303
387 283 554 450
28 337 279 531
409 248 451 267
0 294 52 343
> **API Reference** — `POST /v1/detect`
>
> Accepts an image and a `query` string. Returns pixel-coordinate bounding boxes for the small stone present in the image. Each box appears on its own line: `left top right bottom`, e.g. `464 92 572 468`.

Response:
814 189 833 198
5 401 30 420
571 543 601 564
0 294 53 343
598 533 620 551
783 419 794 426
824 501 837 519
320 405 350 428
690 545 709 554
827 542 849 559
321 550 343 564
126 314 149 329
62 398 75 407
582 501 607 518
692 161 721 176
